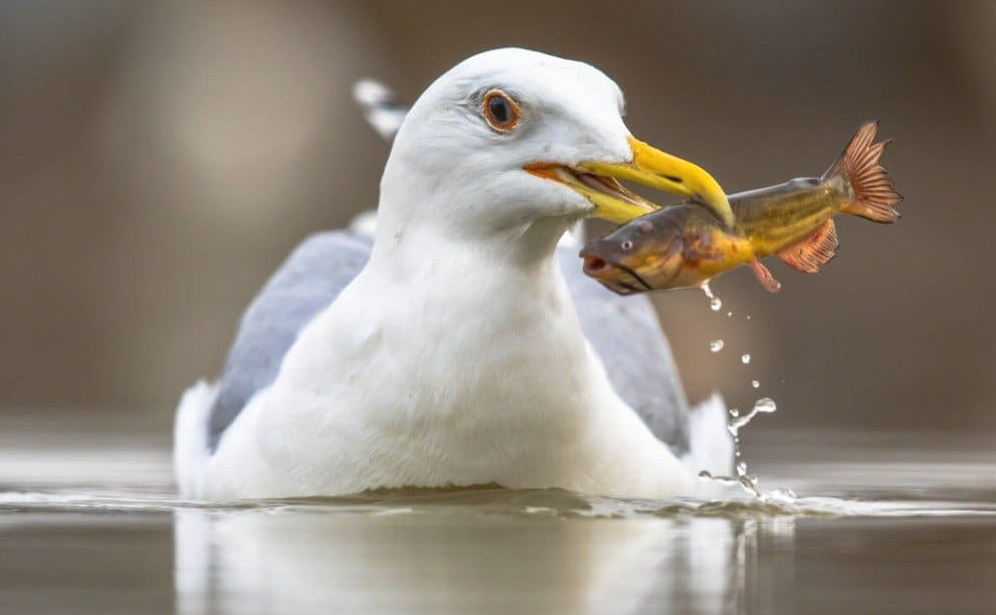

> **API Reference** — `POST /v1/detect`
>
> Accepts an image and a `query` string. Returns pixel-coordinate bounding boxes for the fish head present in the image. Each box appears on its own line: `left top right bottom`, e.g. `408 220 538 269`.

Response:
579 216 688 295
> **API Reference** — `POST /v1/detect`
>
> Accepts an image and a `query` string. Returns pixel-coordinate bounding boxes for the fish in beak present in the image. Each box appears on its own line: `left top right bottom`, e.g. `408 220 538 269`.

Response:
524 135 732 227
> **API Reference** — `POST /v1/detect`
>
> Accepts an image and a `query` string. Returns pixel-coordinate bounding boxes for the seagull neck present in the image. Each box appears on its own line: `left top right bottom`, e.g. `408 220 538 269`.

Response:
370 206 575 275
353 215 623 441
364 195 601 372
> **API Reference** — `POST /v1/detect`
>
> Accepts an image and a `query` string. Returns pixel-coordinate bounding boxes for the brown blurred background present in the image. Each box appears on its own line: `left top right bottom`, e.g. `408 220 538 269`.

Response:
1 1 994 443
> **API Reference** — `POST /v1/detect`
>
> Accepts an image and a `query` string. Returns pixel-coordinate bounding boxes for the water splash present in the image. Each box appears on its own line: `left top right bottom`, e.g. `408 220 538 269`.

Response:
756 397 776 412
698 469 760 498
701 281 722 312
699 397 780 498
695 286 785 500
729 398 777 432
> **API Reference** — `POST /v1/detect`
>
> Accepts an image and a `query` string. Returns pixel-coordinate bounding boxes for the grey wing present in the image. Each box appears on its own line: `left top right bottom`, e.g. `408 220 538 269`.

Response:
206 232 688 454
207 231 373 450
556 246 690 455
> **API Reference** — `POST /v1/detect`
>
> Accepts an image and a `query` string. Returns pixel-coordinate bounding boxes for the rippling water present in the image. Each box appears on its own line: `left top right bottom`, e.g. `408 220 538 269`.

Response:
1 415 995 615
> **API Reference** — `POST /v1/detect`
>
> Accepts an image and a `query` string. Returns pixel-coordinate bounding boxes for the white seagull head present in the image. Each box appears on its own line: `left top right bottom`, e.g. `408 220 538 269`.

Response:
377 48 730 249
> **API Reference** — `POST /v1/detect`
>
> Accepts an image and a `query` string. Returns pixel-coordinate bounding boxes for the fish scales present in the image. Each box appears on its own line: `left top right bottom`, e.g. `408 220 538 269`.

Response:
733 177 846 256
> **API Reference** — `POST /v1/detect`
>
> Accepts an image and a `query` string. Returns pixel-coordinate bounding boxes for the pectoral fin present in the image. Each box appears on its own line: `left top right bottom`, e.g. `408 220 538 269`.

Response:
750 259 782 293
777 220 839 273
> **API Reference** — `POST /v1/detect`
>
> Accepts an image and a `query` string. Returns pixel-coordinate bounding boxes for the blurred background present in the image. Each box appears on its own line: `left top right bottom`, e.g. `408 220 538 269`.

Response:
1 0 994 450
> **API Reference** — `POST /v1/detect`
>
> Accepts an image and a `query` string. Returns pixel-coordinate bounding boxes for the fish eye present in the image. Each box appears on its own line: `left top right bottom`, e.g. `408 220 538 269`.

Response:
621 240 634 251
483 90 520 132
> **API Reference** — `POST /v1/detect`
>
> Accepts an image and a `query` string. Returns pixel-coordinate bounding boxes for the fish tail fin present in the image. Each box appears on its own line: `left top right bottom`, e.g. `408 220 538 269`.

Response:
823 120 903 223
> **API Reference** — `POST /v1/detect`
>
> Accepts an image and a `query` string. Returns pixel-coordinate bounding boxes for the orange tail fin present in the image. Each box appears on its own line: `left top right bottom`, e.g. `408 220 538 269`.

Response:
823 120 903 223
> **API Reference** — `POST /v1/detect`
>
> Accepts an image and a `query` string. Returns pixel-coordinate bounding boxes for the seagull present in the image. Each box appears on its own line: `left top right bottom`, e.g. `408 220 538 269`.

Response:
174 48 733 501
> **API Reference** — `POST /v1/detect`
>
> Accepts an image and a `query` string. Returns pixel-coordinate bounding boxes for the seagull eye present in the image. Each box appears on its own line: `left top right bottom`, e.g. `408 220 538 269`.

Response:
483 90 520 132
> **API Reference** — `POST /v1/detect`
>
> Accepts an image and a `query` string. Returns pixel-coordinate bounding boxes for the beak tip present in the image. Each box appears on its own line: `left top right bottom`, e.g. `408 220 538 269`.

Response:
624 136 733 227
695 191 734 229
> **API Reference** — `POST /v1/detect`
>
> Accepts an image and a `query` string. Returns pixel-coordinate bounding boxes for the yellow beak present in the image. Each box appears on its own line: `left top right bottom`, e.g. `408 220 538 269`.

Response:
524 135 731 227
578 136 732 228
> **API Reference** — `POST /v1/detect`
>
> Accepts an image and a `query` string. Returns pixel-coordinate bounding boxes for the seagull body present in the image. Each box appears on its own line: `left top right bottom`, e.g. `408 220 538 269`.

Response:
174 48 732 500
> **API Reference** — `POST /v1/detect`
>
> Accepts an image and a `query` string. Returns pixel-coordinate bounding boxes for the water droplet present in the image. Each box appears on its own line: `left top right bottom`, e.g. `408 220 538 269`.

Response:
727 397 778 433
729 408 739 417
736 461 747 477
741 353 751 365
726 311 733 317
709 339 724 353
751 380 760 388
701 281 722 311
753 397 777 414
746 315 751 321
739 474 761 497
697 469 743 489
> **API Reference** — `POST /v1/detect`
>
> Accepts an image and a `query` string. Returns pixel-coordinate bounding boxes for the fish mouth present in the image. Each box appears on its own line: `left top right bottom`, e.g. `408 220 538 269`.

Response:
579 251 652 296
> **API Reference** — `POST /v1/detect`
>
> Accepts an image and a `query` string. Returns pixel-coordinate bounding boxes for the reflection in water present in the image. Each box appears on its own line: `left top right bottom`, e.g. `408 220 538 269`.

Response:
8 431 996 614
173 495 796 615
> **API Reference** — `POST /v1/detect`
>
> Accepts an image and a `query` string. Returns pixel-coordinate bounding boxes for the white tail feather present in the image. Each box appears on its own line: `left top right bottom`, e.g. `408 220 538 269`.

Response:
173 380 218 499
352 79 409 142
681 393 734 478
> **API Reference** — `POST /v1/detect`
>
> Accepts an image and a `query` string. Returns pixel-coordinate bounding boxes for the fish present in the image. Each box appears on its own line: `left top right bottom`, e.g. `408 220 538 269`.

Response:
579 121 902 295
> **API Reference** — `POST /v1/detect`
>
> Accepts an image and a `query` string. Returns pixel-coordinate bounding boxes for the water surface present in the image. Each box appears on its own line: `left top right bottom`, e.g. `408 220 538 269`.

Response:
2 415 994 615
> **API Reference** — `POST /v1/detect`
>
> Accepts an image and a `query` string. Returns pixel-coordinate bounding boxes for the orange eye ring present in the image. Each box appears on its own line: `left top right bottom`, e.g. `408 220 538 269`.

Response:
483 90 520 132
